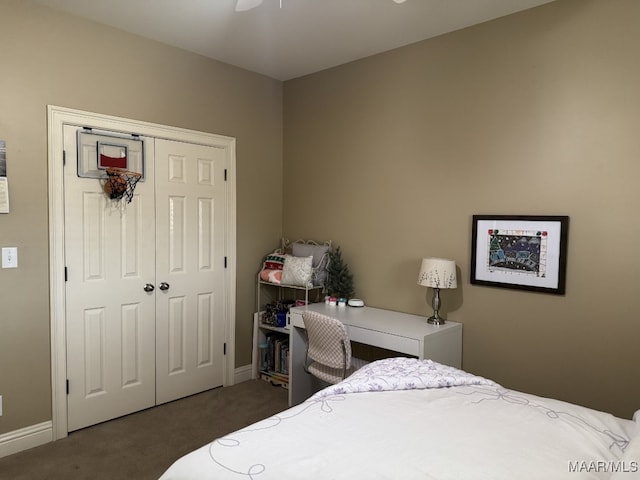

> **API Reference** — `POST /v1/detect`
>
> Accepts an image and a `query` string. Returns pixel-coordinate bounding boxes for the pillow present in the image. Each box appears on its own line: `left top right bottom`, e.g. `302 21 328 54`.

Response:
292 242 330 268
262 252 285 271
259 252 285 284
292 242 331 287
260 269 282 284
609 410 640 480
281 255 313 288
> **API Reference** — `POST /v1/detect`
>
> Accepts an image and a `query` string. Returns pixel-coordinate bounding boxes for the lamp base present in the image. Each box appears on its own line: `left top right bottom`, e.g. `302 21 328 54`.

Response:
426 287 445 325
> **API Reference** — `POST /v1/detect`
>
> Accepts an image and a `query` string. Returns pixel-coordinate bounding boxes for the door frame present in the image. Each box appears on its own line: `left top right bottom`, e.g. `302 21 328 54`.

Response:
47 105 237 440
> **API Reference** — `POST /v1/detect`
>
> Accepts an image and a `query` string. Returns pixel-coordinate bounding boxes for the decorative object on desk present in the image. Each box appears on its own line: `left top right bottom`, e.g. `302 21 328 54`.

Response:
326 246 355 299
338 298 347 307
470 215 569 295
417 257 457 325
348 298 365 307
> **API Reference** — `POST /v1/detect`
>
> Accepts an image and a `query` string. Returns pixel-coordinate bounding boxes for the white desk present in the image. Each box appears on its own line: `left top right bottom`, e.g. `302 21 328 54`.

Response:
288 303 462 406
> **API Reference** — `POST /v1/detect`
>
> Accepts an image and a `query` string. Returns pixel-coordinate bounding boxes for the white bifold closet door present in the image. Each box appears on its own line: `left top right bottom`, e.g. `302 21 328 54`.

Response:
154 138 226 405
64 126 225 432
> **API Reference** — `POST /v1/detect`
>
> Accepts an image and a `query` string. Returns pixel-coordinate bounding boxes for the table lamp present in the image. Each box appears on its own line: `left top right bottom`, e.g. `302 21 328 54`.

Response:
417 258 457 325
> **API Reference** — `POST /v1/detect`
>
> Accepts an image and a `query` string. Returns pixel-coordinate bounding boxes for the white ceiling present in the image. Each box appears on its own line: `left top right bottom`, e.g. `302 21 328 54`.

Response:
35 0 556 81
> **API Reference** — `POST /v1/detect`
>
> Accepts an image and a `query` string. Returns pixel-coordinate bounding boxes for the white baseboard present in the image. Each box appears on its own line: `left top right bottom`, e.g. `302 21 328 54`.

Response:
0 421 53 459
234 363 253 384
0 364 253 459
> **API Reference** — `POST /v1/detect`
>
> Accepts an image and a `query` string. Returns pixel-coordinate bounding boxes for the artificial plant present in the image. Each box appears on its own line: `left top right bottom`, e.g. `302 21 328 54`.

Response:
326 246 355 299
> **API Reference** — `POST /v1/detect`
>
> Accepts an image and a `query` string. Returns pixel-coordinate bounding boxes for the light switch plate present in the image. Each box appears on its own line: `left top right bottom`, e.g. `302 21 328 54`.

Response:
2 247 18 268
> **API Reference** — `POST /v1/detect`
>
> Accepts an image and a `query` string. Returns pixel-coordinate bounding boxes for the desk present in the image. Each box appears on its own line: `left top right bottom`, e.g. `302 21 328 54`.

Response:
288 303 462 406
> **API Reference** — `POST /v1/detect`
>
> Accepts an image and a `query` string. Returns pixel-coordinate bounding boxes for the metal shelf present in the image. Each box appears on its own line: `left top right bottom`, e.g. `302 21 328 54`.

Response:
256 274 323 311
258 321 289 335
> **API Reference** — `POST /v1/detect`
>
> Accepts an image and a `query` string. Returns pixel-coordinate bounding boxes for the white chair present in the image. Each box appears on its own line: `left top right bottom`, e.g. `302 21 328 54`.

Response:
302 311 368 384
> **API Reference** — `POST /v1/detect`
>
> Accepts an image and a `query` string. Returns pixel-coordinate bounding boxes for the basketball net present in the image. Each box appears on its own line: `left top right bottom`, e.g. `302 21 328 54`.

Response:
103 168 142 204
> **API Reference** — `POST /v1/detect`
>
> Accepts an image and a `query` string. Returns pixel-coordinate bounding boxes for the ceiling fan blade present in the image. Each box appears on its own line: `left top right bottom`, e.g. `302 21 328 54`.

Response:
235 0 401 11
235 0 264 11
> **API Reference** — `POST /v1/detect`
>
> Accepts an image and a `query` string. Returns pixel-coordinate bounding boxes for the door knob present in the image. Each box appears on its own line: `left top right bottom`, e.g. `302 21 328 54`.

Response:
143 283 155 292
159 282 170 291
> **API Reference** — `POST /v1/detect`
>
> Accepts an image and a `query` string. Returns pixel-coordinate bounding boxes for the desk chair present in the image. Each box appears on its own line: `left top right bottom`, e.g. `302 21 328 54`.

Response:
302 311 368 385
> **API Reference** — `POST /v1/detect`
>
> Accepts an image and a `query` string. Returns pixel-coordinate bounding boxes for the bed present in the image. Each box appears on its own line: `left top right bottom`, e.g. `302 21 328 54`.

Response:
159 357 639 479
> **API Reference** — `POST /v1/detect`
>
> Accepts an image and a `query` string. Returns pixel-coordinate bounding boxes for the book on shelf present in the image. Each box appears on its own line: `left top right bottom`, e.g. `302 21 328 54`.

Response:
264 331 290 375
260 372 289 389
266 371 288 381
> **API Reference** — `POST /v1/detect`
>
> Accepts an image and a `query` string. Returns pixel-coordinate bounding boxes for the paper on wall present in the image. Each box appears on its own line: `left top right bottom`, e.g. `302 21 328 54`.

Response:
0 177 9 213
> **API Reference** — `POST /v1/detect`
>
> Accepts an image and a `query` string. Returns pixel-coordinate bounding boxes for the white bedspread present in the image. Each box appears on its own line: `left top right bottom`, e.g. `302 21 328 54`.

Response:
310 357 498 397
159 358 635 480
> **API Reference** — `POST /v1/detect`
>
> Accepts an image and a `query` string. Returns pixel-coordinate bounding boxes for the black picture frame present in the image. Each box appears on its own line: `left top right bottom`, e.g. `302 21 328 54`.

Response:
470 215 569 295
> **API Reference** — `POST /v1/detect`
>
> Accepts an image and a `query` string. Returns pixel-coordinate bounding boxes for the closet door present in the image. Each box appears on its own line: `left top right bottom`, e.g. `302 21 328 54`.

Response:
154 139 226 404
64 128 227 431
64 125 156 431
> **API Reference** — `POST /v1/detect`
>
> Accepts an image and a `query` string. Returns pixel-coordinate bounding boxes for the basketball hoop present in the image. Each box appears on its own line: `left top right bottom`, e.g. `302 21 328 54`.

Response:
103 168 142 204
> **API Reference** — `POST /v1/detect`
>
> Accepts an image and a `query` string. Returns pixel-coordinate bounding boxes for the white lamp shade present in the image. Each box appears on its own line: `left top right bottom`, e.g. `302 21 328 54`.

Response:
417 258 457 289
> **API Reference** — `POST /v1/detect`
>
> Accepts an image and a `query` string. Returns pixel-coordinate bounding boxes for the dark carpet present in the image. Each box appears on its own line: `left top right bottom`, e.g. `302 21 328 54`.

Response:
0 379 288 480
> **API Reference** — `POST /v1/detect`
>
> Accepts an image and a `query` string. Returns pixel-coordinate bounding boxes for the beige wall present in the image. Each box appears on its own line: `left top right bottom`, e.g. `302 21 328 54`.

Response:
1 0 638 439
0 1 282 434
283 0 640 418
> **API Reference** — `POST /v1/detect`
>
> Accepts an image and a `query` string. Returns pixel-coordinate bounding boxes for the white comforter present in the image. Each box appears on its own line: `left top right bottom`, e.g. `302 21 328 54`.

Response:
160 358 636 480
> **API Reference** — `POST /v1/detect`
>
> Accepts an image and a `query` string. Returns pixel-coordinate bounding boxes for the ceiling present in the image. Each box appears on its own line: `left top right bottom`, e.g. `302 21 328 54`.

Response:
34 0 556 81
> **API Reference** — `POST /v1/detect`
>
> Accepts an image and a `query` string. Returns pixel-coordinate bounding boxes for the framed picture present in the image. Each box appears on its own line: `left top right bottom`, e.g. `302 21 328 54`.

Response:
470 215 569 295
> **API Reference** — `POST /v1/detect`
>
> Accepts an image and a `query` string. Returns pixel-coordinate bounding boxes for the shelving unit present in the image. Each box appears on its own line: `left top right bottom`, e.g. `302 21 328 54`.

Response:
252 312 290 388
256 276 322 315
252 276 322 387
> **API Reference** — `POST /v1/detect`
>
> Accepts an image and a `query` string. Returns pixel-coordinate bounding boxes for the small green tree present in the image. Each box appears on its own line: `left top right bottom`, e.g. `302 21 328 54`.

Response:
326 246 355 298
